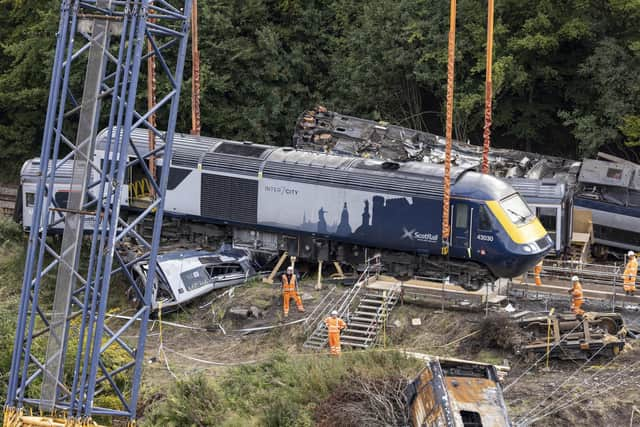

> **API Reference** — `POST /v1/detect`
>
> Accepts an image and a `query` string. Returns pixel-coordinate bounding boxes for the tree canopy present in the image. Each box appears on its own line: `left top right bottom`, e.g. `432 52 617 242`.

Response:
1 0 639 181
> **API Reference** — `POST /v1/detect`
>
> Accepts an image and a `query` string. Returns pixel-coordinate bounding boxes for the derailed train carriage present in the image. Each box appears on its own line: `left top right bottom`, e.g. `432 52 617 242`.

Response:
17 128 552 290
405 358 511 426
294 107 640 256
294 108 575 255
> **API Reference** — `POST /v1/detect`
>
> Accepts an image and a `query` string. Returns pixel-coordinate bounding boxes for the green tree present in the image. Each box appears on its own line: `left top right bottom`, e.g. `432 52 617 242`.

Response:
0 0 58 182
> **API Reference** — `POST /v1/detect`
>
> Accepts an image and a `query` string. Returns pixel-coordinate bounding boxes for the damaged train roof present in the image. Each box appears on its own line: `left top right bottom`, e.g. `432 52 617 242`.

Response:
293 107 576 181
405 356 511 426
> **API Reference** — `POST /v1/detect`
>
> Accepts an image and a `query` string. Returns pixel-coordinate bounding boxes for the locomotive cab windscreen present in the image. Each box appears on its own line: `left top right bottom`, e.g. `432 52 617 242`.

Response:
500 193 534 225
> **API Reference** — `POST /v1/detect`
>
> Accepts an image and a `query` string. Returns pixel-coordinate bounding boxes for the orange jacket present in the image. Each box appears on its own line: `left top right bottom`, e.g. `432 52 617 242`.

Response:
623 258 638 283
282 274 297 292
534 261 543 275
571 282 583 302
324 317 346 334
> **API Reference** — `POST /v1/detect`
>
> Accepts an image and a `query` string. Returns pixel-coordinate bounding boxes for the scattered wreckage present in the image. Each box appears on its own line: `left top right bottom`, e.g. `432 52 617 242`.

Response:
516 312 627 360
126 245 260 312
294 107 640 256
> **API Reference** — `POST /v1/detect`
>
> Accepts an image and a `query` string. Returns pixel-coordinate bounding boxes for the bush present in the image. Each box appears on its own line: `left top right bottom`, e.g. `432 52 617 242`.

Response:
264 397 313 427
0 216 22 244
142 374 224 427
460 314 522 354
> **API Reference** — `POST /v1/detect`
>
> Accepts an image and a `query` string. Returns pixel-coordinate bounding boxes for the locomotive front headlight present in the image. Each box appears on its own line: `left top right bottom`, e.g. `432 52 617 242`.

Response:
523 244 532 253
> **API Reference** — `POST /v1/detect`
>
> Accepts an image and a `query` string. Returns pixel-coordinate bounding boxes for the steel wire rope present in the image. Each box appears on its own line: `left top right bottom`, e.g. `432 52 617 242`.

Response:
518 356 640 425
526 355 640 420
503 318 586 392
520 359 640 426
517 340 611 422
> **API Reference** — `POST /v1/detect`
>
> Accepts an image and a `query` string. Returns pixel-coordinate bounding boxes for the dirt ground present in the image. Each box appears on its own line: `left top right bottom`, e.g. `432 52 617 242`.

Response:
127 278 640 426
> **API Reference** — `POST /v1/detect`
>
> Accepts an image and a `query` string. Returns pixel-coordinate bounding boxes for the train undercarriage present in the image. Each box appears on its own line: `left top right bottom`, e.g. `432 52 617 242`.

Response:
133 214 495 291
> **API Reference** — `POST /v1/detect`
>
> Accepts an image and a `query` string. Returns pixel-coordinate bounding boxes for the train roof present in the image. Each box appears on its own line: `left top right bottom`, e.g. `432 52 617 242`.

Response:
93 127 517 200
21 158 77 182
505 178 567 205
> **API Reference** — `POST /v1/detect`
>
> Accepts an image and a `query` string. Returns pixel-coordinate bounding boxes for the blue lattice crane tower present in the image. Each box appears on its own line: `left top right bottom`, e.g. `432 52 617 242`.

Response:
4 0 192 424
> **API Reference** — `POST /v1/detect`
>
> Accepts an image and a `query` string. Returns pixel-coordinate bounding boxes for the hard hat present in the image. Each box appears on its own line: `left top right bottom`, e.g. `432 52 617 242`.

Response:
287 266 293 272
571 275 579 282
629 251 635 257
331 310 338 316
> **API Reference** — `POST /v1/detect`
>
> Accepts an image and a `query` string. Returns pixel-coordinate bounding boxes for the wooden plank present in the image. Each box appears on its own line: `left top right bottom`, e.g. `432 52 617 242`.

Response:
572 208 593 234
571 232 590 244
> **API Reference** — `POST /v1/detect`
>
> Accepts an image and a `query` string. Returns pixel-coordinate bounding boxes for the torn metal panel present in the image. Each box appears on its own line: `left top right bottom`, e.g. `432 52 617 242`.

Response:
294 108 574 180
578 159 635 188
406 358 511 427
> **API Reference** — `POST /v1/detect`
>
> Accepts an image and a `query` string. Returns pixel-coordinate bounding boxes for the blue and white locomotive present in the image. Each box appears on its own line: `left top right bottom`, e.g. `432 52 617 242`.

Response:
18 129 552 290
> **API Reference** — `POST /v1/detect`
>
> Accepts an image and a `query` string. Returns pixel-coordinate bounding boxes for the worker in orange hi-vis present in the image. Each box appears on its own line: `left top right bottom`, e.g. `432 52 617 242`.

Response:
282 266 304 317
324 310 347 356
623 251 638 296
533 259 543 286
568 275 585 316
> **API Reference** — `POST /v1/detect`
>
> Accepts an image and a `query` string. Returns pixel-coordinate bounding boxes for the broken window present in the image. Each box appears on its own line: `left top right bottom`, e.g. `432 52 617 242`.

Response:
606 168 623 180
205 263 242 278
460 410 483 427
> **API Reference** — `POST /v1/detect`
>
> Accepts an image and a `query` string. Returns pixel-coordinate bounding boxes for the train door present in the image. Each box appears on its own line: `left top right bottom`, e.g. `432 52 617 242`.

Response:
451 202 472 258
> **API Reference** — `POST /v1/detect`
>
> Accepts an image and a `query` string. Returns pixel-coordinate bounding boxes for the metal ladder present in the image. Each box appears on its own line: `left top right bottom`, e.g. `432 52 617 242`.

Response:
303 257 386 350
341 285 400 349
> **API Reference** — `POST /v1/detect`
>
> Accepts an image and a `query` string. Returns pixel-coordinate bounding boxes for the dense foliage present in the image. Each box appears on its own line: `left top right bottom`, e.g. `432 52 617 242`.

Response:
1 0 639 181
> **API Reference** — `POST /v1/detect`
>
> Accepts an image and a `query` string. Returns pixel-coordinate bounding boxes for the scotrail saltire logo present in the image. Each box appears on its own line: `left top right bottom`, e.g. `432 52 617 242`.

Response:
401 227 438 242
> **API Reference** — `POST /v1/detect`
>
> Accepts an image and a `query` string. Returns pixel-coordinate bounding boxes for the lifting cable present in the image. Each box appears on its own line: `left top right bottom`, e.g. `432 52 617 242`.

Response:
190 0 201 136
441 0 457 256
481 0 495 174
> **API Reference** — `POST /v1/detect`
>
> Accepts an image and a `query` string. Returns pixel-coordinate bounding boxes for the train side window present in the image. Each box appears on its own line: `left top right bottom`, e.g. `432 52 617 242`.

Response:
455 204 469 228
478 205 492 231
26 193 35 207
54 191 69 208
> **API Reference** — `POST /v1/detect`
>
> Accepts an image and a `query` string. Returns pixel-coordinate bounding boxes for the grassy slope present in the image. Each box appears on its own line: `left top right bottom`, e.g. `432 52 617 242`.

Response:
140 350 422 427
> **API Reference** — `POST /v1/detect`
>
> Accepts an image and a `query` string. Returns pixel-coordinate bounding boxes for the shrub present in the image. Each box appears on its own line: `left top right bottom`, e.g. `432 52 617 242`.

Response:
142 374 224 427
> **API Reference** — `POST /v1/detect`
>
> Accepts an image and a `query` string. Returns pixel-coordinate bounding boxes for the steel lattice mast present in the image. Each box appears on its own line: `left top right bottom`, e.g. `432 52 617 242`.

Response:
5 0 192 423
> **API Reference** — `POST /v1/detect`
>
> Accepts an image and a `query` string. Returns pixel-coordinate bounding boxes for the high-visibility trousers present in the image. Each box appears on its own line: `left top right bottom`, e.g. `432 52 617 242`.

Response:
328 332 341 356
571 298 584 316
534 265 542 286
283 291 304 316
623 280 636 293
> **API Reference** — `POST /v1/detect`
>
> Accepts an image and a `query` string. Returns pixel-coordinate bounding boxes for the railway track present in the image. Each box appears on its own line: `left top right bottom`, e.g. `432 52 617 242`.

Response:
510 274 639 306
0 185 18 218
